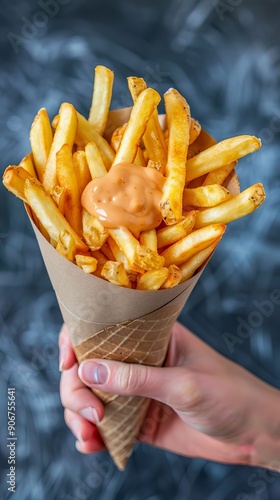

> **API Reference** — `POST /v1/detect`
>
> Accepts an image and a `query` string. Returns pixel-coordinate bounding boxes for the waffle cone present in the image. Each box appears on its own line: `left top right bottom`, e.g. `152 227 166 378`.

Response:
25 108 240 470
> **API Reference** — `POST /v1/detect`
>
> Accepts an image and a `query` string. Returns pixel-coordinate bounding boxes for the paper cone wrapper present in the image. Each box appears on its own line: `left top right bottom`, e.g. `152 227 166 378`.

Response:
25 108 240 470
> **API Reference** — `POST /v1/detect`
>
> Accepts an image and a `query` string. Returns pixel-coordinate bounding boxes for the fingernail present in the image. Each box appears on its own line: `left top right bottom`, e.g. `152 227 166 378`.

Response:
79 361 109 385
69 419 84 442
59 347 67 371
79 407 100 424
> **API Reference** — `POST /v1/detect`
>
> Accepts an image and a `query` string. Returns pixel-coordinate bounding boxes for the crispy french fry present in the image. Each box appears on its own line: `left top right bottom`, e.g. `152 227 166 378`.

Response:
52 114 59 129
43 103 77 192
183 185 232 208
112 88 161 166
85 142 107 178
75 254 98 274
101 260 131 288
180 241 219 282
109 227 164 271
73 150 91 194
195 183 266 228
89 66 114 135
56 144 82 236
91 249 108 278
189 118 201 144
186 136 262 182
139 229 157 252
160 88 191 224
76 111 114 169
110 124 127 152
82 209 108 250
50 185 67 216
161 264 182 289
56 230 76 261
156 211 196 249
24 177 88 252
2 166 32 201
110 123 145 166
30 108 53 183
203 161 237 186
107 236 139 273
127 76 167 173
19 153 37 178
100 241 116 261
161 224 226 267
137 267 169 291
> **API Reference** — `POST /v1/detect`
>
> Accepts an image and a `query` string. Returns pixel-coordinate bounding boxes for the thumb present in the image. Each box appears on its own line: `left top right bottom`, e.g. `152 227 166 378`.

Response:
78 359 201 411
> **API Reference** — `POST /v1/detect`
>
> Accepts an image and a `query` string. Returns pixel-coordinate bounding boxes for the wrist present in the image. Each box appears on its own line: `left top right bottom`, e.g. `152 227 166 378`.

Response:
251 380 280 472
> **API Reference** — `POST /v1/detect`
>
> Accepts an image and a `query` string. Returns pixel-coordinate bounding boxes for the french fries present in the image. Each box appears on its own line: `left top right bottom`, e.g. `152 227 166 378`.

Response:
183 185 232 208
2 65 266 290
43 103 77 192
30 108 53 182
112 88 161 166
185 135 262 182
194 183 266 228
89 65 114 136
160 88 191 225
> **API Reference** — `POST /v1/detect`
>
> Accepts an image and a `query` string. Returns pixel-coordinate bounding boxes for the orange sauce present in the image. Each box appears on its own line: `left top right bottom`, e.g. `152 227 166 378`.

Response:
81 162 165 233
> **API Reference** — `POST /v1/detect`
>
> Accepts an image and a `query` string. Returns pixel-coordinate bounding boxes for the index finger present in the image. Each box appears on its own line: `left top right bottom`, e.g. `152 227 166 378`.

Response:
58 324 77 371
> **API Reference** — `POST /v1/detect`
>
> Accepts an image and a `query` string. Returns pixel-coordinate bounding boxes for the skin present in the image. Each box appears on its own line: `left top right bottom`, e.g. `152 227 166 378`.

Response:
59 322 280 472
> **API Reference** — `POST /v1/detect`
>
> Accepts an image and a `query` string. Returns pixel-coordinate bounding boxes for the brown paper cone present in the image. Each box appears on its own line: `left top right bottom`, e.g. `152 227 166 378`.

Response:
25 108 240 470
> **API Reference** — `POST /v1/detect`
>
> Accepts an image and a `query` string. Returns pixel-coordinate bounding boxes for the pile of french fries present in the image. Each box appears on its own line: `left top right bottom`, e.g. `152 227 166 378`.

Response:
2 65 266 290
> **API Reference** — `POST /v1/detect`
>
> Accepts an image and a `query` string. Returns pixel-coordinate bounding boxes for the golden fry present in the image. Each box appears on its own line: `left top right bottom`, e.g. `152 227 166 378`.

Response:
203 161 237 186
186 136 262 182
160 88 191 224
75 254 98 274
89 65 114 135
56 144 82 236
189 118 201 144
180 241 219 282
85 142 107 178
139 229 157 252
107 236 138 273
109 227 164 271
2 166 31 201
73 150 91 194
112 88 161 166
156 211 196 249
91 249 108 278
161 224 226 267
56 230 76 262
50 185 67 216
161 265 182 289
76 111 114 169
43 103 77 192
183 185 232 208
24 178 88 251
127 76 166 173
19 153 37 178
195 183 266 228
101 261 131 288
30 108 53 182
137 267 169 290
82 209 108 250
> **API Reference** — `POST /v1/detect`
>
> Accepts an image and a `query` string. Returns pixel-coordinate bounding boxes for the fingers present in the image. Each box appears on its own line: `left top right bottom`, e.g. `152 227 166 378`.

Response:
58 324 77 371
60 362 105 423
64 408 105 454
78 358 203 412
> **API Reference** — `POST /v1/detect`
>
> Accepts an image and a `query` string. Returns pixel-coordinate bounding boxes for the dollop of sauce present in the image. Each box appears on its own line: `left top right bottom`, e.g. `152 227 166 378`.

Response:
81 162 165 233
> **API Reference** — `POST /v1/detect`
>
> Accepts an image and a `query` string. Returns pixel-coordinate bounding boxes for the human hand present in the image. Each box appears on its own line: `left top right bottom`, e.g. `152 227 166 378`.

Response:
59 322 280 471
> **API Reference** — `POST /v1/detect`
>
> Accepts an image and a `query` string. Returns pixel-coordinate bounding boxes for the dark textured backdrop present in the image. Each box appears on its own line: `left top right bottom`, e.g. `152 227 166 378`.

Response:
1 1 280 499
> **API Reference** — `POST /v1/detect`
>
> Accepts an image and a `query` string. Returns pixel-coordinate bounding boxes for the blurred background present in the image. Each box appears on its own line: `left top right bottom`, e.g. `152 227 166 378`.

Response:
1 0 280 498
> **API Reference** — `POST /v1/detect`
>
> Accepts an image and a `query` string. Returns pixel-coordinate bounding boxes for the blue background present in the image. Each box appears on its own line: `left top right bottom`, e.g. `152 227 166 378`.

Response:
0 1 280 499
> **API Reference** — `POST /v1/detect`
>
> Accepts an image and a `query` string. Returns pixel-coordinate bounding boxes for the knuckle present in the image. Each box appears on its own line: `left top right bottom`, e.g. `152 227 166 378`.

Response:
117 364 148 394
170 373 204 412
